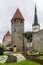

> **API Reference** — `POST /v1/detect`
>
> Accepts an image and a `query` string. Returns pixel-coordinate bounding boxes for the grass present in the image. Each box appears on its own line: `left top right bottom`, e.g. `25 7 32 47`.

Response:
38 56 43 60
40 52 43 54
0 60 40 65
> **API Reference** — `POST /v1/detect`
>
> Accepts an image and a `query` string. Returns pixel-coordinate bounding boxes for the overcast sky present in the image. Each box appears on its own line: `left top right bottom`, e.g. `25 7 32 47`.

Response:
0 0 43 43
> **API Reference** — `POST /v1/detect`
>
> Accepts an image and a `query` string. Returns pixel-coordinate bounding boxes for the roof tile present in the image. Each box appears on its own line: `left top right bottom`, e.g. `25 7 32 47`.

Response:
5 31 11 36
12 8 24 20
2 31 11 41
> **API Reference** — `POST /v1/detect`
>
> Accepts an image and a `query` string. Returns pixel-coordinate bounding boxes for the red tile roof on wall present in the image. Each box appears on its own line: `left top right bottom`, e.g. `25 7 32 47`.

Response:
12 8 24 20
2 31 11 41
5 31 11 36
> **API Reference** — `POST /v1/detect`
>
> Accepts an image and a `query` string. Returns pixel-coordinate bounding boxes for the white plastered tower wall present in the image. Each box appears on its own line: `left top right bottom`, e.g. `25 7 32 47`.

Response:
32 25 40 32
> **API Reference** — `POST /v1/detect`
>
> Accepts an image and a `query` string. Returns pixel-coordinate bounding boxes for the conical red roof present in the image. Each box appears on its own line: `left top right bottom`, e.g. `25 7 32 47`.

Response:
5 31 11 36
12 8 24 20
2 31 11 41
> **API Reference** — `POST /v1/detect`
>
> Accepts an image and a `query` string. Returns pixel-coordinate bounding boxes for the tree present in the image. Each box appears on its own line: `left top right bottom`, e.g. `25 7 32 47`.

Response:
24 31 32 39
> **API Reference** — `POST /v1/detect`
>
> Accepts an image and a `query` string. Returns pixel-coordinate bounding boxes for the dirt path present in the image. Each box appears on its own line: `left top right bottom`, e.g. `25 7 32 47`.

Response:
22 52 43 65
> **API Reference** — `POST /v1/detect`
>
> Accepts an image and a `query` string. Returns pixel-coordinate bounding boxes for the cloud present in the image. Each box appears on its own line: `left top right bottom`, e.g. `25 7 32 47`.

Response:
0 0 43 43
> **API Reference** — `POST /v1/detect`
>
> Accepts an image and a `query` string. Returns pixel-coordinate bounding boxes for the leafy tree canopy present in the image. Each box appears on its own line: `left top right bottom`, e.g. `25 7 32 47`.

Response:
24 31 32 39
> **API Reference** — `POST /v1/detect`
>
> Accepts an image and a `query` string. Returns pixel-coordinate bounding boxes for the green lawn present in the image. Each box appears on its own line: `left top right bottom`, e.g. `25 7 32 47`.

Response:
0 60 40 65
38 56 43 60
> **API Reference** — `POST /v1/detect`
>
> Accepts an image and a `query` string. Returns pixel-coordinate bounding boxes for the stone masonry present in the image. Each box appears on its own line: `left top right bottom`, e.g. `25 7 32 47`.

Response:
32 29 43 51
11 8 27 51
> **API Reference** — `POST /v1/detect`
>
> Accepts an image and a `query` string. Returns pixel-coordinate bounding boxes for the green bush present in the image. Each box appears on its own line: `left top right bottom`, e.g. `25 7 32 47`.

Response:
30 50 39 53
0 47 4 55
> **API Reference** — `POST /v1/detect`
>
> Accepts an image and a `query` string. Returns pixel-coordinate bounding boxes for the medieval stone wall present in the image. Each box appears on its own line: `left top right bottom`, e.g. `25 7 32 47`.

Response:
32 29 43 51
11 19 27 51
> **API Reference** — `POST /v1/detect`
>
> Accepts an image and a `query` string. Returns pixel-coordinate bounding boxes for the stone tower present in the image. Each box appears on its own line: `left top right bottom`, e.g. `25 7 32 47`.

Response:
32 5 40 51
11 8 27 51
32 5 40 32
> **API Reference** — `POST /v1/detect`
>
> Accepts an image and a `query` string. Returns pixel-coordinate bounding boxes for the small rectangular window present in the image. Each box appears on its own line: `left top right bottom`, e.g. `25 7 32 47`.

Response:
33 28 37 30
21 20 22 23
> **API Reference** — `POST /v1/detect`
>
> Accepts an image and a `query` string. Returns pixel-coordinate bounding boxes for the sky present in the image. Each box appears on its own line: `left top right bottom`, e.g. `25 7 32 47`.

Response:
0 0 43 43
